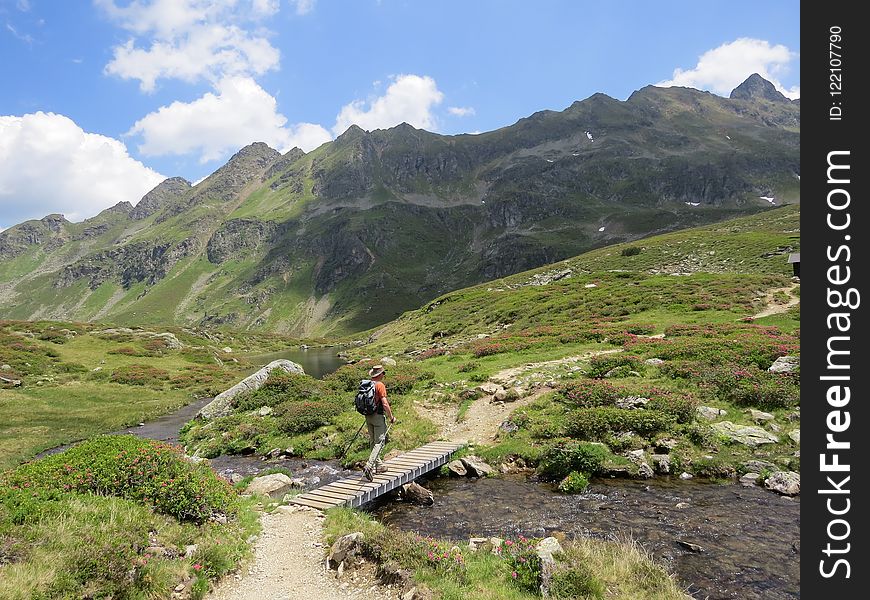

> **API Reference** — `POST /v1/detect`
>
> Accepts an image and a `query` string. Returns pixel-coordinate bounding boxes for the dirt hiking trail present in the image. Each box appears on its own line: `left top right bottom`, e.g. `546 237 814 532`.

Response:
751 284 800 319
206 507 391 600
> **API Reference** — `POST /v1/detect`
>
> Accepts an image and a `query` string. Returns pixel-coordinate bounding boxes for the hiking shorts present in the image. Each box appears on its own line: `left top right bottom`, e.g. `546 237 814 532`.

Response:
365 413 387 449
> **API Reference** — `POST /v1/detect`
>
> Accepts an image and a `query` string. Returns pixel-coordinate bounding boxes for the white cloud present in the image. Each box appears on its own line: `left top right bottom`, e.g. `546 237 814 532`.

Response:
5 22 34 44
127 76 331 162
290 0 316 15
252 0 281 16
0 112 165 227
333 74 444 135
97 0 281 92
657 38 800 99
448 106 475 117
16 0 31 11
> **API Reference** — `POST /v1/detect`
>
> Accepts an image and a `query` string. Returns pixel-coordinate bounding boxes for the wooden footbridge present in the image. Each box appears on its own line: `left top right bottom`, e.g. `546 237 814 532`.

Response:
290 440 464 510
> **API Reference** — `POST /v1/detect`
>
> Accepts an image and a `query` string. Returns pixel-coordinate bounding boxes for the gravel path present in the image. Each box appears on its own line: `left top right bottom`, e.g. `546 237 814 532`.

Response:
751 284 800 319
207 507 392 600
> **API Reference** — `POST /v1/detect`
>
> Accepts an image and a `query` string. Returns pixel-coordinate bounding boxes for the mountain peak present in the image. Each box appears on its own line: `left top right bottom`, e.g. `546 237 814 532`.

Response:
730 74 789 103
130 177 192 221
229 142 281 164
40 214 69 232
334 124 367 144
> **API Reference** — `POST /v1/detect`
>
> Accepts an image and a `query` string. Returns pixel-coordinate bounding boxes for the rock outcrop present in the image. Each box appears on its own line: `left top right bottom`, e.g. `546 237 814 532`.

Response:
711 421 779 446
199 359 305 419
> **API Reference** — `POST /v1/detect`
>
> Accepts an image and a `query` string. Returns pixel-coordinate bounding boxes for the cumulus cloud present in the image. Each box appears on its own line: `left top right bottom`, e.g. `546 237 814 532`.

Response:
0 112 165 227
448 106 475 117
657 38 800 99
333 74 444 135
97 0 281 91
127 76 331 162
290 0 316 15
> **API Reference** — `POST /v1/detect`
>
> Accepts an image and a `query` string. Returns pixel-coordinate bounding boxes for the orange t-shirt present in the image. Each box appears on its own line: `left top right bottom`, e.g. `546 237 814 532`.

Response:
374 381 387 411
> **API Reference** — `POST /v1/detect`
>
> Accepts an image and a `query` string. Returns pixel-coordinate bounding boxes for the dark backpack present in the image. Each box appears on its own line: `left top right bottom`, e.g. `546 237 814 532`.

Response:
355 379 378 415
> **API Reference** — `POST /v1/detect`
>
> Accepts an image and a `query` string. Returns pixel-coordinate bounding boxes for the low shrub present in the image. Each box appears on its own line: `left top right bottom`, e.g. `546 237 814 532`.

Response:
557 380 622 408
566 408 675 441
690 456 737 479
681 423 716 448
472 342 507 357
705 367 800 409
550 562 605 599
538 440 610 480
417 347 448 360
558 471 590 494
497 537 543 593
277 401 339 434
234 371 323 411
110 364 170 386
621 246 642 257
586 355 643 378
5 436 238 522
646 391 698 424
37 331 69 344
457 361 478 373
323 363 371 392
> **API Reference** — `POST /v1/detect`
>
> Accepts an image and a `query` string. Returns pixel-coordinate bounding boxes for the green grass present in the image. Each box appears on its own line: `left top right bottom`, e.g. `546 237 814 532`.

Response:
0 320 307 470
323 507 688 600
0 438 260 599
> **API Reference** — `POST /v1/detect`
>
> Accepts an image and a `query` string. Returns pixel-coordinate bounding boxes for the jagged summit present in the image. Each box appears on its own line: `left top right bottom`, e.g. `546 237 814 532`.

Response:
226 142 281 166
730 73 790 103
334 124 367 143
130 177 192 221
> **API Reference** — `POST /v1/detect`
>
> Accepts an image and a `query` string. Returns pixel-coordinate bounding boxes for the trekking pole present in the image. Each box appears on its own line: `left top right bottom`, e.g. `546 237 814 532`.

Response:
338 422 366 461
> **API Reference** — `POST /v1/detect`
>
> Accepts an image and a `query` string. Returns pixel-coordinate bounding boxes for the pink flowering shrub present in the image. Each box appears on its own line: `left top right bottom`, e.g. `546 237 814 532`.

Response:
6 435 238 522
497 536 543 592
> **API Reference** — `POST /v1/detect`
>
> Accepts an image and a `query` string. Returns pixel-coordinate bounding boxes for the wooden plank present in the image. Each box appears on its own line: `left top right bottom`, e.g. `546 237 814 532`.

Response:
399 451 445 461
305 487 358 501
305 488 354 502
323 481 376 493
291 496 337 510
385 456 429 464
385 459 428 468
404 447 448 454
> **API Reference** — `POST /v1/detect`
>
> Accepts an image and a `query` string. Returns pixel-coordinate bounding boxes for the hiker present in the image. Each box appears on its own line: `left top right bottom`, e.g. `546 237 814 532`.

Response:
363 364 395 473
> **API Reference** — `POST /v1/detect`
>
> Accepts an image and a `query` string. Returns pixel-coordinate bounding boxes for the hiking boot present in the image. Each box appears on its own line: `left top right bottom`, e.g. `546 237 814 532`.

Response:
375 464 389 474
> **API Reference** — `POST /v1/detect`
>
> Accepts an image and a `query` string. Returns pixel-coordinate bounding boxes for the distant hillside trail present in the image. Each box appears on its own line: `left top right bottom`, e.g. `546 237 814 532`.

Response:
418 349 623 444
751 284 800 319
206 507 391 600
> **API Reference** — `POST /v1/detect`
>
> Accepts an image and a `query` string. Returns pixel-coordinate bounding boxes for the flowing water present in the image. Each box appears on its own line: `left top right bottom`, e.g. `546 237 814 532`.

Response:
374 475 800 600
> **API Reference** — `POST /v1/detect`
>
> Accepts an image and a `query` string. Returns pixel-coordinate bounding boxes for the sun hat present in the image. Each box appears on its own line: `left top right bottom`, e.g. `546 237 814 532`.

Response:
368 364 386 378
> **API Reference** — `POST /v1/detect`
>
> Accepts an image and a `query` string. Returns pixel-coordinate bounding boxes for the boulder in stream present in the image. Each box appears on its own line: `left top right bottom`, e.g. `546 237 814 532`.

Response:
460 456 494 477
245 473 293 499
401 482 434 505
765 471 800 495
447 460 467 477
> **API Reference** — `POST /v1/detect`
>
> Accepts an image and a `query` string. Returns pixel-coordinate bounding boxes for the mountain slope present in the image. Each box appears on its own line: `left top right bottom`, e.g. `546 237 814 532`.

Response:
362 204 800 354
0 76 799 335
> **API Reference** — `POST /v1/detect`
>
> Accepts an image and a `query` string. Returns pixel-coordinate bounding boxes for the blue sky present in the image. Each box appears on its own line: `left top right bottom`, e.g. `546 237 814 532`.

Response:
0 0 800 229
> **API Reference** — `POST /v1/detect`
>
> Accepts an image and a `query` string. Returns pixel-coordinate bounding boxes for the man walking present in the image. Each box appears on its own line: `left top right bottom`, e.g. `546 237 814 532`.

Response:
364 364 396 477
